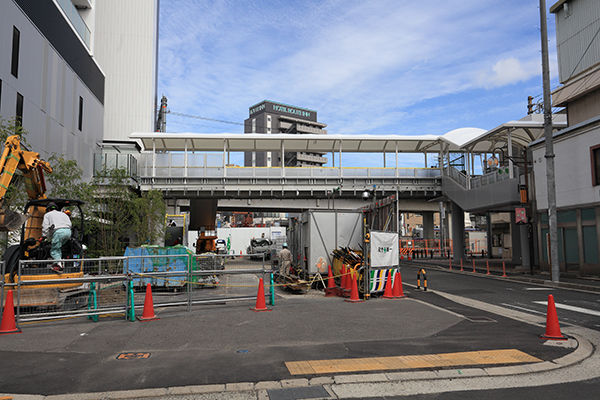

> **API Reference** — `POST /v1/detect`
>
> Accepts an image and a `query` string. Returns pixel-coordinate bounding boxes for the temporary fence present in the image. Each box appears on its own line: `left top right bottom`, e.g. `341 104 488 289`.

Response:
400 239 453 258
0 253 272 328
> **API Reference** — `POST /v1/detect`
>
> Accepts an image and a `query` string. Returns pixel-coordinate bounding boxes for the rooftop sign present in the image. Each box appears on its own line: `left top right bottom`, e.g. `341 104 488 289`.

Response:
249 101 317 122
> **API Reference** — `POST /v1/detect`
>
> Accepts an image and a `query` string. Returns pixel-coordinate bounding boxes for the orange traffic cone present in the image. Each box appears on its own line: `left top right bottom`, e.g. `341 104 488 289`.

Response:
382 271 394 299
138 283 160 321
0 290 21 335
345 272 364 303
540 294 567 340
251 278 272 312
325 265 338 297
392 271 406 298
340 265 350 297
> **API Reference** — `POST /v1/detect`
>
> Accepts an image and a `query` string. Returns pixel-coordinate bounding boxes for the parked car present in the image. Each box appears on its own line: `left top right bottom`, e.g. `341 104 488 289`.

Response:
247 238 274 260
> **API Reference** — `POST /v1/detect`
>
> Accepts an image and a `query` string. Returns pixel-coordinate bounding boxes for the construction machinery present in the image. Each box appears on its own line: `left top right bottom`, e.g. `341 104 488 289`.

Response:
0 135 86 307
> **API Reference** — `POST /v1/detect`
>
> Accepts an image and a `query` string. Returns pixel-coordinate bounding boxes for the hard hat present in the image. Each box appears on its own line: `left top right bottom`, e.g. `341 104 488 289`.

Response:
283 243 288 248
64 209 71 216
82 244 87 251
46 202 58 211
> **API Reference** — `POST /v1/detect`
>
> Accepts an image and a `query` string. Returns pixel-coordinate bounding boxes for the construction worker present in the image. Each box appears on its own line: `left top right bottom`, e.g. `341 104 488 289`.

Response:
278 243 292 282
42 202 72 272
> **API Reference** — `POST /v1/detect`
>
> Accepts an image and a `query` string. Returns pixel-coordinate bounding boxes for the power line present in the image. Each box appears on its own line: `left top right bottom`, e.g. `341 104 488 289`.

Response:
169 111 244 126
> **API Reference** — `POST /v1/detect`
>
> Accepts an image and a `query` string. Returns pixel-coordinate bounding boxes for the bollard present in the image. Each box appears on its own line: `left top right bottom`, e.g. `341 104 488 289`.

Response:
460 259 464 271
416 269 427 291
472 259 476 273
449 257 452 270
486 259 490 275
502 262 507 277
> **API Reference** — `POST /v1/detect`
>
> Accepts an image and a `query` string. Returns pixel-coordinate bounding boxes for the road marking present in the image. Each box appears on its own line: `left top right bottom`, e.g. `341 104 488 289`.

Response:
501 303 546 315
524 287 553 291
285 349 541 375
534 301 600 317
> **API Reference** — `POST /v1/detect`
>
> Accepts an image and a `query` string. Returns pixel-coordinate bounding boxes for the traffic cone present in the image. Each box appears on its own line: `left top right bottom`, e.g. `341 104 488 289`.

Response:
345 272 364 303
0 290 21 335
251 278 272 312
540 294 567 340
325 265 338 297
340 265 350 297
138 283 159 321
392 271 405 298
382 271 394 299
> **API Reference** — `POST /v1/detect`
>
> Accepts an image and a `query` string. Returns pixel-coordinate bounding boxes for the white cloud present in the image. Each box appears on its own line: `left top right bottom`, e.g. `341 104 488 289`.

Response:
476 57 541 88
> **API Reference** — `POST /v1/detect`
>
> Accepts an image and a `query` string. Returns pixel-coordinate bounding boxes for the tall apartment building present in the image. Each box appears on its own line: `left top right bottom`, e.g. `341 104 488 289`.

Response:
244 100 328 167
0 0 158 181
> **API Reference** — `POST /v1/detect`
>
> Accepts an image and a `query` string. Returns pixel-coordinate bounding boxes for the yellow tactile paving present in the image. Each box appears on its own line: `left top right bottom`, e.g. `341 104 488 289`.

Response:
285 349 542 375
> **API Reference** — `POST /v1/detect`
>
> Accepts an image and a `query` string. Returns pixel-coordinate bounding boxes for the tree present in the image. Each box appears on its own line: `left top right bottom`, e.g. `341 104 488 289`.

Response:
87 167 166 257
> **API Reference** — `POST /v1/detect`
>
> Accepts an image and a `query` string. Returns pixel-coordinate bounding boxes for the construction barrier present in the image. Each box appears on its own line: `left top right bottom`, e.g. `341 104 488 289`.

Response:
0 253 273 330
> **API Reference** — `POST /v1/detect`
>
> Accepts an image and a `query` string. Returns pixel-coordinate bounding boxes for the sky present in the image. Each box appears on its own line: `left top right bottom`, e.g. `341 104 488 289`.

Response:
157 0 560 168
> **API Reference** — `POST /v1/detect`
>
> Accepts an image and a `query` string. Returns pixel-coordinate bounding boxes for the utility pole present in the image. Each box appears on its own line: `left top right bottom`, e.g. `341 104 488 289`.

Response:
539 0 559 283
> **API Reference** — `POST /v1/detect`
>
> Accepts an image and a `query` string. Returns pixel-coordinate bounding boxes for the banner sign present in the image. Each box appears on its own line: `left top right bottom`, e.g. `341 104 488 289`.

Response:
369 268 399 293
370 231 399 268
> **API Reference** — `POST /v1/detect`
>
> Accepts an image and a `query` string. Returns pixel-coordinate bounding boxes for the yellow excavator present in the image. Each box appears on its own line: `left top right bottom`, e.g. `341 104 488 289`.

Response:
0 135 86 307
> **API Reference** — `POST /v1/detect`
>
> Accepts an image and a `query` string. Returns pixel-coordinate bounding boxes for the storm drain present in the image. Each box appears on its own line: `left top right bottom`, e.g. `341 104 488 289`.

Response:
267 386 329 400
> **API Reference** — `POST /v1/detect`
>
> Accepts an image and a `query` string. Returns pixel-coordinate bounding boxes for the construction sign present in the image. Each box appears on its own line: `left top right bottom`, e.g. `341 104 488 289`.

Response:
370 231 399 268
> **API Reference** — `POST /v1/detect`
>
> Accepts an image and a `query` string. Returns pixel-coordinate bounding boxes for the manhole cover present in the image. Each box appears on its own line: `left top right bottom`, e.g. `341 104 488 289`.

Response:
117 352 151 360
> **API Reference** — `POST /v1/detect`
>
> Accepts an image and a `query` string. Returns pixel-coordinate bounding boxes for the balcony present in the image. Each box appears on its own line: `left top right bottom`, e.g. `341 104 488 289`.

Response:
57 0 91 48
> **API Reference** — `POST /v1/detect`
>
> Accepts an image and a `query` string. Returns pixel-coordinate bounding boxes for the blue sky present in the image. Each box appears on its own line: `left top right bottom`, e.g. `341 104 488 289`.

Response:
157 0 560 167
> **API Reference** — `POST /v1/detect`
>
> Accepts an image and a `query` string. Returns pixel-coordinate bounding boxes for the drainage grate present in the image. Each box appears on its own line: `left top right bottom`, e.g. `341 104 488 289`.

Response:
267 386 329 400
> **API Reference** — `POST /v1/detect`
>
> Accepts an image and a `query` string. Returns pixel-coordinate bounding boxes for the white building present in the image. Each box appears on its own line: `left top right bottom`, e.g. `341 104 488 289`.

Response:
0 0 159 181
530 0 600 276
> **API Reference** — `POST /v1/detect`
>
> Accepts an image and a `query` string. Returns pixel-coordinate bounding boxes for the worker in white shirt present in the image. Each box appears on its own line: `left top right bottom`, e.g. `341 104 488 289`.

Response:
42 202 72 272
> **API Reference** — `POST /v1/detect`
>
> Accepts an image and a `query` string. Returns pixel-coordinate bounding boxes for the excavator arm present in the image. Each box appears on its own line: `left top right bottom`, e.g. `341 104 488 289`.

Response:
0 135 53 231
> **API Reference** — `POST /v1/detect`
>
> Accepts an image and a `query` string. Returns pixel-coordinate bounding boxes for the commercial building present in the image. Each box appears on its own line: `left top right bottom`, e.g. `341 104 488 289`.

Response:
244 100 328 167
529 0 600 275
0 0 158 181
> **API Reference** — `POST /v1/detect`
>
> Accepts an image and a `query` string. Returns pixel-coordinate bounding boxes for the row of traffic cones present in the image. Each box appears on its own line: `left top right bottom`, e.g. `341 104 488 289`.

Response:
324 265 406 302
1 276 567 341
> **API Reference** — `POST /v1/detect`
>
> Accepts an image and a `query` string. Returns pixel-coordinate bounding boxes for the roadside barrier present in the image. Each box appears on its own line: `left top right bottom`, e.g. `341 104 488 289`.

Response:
540 294 567 340
416 269 427 291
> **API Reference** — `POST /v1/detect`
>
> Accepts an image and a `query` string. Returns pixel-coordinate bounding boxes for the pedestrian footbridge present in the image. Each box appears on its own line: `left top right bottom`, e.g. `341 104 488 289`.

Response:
128 114 565 212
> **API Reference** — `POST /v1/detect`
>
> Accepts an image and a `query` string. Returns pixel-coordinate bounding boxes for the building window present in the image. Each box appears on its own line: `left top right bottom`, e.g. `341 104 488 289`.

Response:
16 92 23 126
11 27 20 78
78 96 84 131
592 144 600 186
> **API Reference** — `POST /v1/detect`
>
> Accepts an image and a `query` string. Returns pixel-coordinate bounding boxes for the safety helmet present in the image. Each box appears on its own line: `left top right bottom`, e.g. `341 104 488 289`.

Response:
282 243 288 248
46 202 58 211
82 244 87 251
64 209 71 216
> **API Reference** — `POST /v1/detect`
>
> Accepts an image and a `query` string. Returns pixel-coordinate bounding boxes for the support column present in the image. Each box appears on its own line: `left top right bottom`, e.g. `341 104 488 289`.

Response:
511 209 522 265
520 223 530 268
451 202 465 262
486 212 493 259
422 212 435 240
